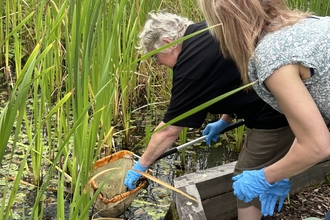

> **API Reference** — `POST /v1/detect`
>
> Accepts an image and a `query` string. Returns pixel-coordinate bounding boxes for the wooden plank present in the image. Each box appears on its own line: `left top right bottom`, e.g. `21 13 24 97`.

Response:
172 159 330 220
202 192 237 220
196 172 233 200
290 159 330 194
174 183 207 220
174 161 237 188
173 162 236 220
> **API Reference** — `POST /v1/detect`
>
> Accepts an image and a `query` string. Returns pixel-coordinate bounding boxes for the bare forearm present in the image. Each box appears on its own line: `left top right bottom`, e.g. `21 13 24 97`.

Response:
264 137 330 183
220 114 233 124
139 122 183 167
264 64 330 183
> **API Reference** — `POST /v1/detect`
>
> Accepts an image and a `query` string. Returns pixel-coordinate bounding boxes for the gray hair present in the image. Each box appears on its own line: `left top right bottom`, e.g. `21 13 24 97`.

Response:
137 12 194 54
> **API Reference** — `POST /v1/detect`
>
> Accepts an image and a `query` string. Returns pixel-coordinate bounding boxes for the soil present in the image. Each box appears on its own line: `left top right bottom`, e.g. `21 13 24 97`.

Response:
263 180 330 220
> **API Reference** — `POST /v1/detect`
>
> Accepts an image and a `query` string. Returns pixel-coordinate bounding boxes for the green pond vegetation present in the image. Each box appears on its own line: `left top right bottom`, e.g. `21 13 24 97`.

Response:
0 0 329 219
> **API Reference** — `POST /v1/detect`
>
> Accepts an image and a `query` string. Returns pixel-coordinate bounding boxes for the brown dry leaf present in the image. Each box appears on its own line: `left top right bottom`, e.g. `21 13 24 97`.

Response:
133 169 198 203
84 167 120 193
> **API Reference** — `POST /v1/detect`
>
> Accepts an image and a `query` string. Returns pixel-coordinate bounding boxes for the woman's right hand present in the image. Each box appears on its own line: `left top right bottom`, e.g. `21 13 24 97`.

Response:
202 119 230 145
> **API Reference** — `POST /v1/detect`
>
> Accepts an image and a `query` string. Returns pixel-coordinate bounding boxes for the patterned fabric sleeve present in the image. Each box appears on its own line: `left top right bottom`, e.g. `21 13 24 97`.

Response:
248 16 330 123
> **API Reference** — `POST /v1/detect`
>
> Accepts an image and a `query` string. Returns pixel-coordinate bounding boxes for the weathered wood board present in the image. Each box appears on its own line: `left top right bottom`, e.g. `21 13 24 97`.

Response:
172 159 330 220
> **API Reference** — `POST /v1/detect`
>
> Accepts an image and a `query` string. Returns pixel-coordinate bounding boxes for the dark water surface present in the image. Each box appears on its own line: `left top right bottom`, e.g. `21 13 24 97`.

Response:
0 87 240 219
113 139 239 220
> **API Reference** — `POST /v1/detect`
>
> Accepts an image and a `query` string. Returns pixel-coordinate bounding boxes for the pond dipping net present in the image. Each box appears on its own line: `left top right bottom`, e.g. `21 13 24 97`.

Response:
90 150 148 217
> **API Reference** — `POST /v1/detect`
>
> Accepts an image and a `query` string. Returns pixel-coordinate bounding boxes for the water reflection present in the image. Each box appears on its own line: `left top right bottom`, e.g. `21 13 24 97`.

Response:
122 142 238 219
120 123 240 219
165 140 239 175
181 143 239 172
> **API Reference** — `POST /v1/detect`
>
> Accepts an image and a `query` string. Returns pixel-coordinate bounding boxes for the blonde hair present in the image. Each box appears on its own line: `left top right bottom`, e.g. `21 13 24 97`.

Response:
198 0 310 85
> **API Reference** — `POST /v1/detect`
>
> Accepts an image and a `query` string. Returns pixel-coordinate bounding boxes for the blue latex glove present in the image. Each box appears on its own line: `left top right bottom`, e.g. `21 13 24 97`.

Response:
232 168 272 203
124 159 147 190
202 119 230 145
259 179 291 216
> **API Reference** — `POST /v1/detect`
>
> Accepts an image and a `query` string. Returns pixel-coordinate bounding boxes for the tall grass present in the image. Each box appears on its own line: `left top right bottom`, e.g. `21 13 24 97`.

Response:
0 0 164 218
288 0 330 15
1 0 330 219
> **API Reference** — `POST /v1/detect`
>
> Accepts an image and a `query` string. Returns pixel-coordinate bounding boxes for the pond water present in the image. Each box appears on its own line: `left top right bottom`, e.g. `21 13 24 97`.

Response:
107 138 239 220
0 121 240 220
0 88 241 219
102 109 242 218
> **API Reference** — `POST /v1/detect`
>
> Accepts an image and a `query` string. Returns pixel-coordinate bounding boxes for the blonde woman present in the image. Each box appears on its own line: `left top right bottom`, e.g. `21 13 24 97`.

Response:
198 0 330 218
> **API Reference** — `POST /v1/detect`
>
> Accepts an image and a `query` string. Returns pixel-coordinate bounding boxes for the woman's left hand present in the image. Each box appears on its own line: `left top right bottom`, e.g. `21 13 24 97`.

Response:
259 179 291 216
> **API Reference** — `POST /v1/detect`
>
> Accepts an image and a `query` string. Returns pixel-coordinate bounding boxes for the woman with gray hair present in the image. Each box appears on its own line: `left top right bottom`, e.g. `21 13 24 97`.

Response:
138 12 193 56
124 11 295 219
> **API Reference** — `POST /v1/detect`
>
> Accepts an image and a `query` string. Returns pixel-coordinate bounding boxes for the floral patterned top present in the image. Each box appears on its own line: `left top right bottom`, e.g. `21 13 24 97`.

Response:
249 16 330 125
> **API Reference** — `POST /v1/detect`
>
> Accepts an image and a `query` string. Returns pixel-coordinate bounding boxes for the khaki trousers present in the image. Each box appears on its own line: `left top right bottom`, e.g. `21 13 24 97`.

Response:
234 126 295 209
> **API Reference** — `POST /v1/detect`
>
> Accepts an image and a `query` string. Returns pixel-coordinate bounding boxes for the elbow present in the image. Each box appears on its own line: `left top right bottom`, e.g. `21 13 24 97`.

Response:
298 134 330 163
154 124 183 140
324 144 330 160
316 136 330 161
163 125 183 139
